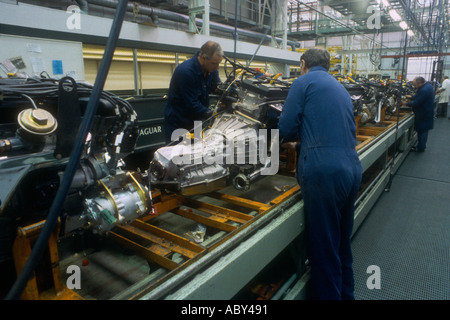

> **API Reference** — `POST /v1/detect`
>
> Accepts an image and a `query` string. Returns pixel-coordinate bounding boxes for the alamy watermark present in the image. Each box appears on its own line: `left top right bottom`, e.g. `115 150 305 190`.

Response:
367 5 382 30
366 265 381 290
66 265 81 290
170 121 280 176
66 5 81 30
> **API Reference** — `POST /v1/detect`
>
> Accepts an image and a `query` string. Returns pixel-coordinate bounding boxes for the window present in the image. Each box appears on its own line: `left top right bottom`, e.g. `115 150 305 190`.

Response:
406 56 438 81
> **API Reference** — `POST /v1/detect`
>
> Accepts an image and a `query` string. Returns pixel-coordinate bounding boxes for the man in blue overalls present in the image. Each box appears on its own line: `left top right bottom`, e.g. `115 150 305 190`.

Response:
279 48 362 300
404 76 434 152
164 41 223 144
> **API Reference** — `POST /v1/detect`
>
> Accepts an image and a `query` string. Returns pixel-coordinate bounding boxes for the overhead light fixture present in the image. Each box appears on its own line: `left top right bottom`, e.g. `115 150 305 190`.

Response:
389 9 402 21
399 21 408 30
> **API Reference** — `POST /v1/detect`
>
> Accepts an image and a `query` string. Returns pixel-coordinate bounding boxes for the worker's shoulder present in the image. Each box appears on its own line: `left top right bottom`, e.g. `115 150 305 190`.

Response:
175 56 196 71
296 70 341 88
291 70 320 85
424 82 435 93
297 69 335 81
173 58 199 78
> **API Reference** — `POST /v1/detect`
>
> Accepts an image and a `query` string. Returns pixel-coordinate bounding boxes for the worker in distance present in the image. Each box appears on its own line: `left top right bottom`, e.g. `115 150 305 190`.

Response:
402 76 434 152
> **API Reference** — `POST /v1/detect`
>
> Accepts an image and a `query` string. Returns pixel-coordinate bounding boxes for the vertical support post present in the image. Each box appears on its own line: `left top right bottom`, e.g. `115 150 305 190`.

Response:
204 0 210 36
189 0 210 35
12 221 63 300
12 232 39 300
133 48 140 96
270 0 288 49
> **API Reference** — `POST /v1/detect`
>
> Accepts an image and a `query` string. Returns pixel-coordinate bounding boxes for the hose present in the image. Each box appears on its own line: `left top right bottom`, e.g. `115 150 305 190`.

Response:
4 0 130 300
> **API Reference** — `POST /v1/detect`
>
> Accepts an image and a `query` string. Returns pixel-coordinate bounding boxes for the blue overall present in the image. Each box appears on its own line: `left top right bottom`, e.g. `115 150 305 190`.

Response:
279 66 363 300
407 82 435 151
164 52 221 144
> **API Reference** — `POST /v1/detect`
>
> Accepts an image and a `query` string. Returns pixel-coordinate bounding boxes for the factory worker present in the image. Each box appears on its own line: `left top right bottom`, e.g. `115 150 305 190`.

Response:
164 41 223 144
436 75 449 118
279 48 363 300
403 76 435 152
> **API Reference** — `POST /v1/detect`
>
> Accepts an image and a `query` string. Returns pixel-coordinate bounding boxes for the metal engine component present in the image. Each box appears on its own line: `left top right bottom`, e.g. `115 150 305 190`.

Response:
17 107 57 136
149 78 286 195
81 171 150 234
343 79 406 124
0 76 146 252
150 112 262 194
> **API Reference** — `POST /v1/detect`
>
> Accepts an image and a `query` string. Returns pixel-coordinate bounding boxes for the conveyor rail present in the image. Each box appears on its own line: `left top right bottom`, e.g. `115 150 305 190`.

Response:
106 184 301 296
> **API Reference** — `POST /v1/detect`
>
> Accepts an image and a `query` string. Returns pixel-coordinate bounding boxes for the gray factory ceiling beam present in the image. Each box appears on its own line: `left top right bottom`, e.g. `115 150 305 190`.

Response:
288 24 402 41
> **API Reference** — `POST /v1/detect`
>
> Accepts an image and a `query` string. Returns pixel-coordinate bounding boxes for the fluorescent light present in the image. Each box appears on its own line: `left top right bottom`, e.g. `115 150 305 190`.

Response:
389 9 402 21
399 21 408 30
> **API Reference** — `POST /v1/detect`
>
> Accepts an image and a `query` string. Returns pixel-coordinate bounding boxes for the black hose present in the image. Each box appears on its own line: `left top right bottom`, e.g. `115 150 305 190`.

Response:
4 0 129 300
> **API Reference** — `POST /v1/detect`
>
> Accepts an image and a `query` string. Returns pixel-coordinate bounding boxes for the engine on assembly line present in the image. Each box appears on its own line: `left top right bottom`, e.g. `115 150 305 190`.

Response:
0 76 151 242
341 77 415 124
149 78 289 195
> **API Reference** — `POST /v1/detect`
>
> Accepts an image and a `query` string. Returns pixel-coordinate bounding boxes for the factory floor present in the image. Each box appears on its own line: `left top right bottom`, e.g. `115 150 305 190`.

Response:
352 117 450 300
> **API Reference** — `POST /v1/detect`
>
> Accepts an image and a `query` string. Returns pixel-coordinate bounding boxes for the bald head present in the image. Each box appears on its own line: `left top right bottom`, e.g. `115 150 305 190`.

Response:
413 76 426 89
198 41 223 74
199 41 224 60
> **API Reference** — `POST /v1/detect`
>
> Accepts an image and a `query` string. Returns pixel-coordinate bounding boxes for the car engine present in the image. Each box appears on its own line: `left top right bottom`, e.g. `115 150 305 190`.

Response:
149 78 289 195
0 76 152 274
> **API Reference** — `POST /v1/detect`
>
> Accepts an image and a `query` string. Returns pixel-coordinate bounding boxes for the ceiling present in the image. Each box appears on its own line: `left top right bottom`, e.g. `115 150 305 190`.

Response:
286 0 449 49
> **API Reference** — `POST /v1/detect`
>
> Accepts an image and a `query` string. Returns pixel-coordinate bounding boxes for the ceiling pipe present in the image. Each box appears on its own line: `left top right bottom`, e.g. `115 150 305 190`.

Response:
86 0 300 49
75 0 89 14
